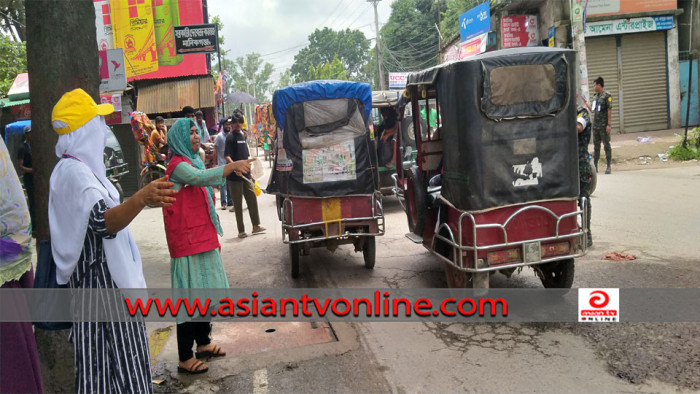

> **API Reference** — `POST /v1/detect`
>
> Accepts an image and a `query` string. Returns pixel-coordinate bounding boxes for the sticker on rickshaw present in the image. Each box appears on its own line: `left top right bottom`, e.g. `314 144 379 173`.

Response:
512 157 543 187
302 140 357 184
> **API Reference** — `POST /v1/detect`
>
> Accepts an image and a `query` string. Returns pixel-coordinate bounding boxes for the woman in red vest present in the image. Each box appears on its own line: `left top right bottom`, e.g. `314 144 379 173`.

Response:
163 118 253 374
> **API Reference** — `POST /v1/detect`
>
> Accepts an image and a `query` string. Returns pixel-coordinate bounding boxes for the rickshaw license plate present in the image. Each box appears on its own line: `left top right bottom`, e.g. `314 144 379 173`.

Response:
523 242 541 263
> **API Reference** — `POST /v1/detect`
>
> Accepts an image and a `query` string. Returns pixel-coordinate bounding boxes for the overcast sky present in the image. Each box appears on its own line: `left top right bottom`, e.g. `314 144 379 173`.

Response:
208 0 394 82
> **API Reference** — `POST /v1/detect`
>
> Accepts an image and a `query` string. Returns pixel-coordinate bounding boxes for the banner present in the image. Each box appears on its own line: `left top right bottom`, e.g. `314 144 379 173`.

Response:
174 23 218 54
153 0 183 66
459 31 489 59
587 0 677 17
459 2 490 42
110 0 158 78
501 15 539 49
100 93 123 125
94 0 114 51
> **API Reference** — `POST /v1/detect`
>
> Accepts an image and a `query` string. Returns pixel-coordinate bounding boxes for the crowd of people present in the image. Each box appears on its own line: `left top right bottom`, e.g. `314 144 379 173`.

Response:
0 88 266 392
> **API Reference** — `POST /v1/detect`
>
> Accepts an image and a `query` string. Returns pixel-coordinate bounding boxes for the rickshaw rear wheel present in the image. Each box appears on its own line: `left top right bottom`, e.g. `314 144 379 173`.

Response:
535 258 575 288
290 243 301 279
406 166 426 236
363 237 376 269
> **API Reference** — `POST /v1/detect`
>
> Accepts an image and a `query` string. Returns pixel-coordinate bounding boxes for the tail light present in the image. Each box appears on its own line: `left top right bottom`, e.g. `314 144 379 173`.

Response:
487 248 521 265
541 242 570 258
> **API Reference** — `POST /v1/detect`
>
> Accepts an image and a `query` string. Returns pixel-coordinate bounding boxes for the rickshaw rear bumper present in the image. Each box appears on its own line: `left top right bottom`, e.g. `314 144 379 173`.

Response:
280 192 386 245
431 198 589 273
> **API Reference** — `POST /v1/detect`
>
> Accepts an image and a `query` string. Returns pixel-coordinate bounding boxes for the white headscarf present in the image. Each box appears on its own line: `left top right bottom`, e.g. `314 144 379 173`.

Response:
49 116 146 288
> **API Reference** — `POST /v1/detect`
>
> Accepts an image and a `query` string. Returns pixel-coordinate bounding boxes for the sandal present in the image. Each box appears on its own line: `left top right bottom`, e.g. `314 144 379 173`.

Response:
252 226 266 234
177 359 209 374
195 344 227 359
238 232 248 238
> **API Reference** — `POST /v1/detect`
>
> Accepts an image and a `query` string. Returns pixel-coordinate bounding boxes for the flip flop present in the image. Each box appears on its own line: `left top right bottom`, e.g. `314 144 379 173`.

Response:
177 359 209 374
252 226 266 234
195 344 227 359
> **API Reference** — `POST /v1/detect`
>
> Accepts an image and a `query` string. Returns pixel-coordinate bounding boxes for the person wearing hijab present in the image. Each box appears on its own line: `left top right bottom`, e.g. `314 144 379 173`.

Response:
163 118 253 374
49 88 177 393
0 138 43 393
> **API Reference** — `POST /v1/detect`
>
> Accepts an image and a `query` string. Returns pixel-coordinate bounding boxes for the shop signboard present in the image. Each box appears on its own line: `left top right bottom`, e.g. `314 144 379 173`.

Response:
173 23 218 54
388 72 409 89
584 15 675 37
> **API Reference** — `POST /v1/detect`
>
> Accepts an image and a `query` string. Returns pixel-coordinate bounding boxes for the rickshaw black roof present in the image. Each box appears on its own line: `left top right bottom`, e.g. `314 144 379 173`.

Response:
406 47 576 87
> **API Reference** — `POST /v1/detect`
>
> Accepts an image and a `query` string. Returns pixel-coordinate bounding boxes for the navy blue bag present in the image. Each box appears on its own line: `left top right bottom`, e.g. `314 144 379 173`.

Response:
33 239 71 330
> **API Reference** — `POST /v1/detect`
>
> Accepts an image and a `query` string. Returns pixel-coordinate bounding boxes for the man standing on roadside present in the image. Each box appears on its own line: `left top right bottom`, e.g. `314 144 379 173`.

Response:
591 76 613 174
214 117 234 210
225 113 265 238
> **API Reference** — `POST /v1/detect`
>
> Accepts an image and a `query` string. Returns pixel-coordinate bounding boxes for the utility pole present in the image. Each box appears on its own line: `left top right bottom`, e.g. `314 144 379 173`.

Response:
437 0 442 62
571 0 589 105
368 0 386 90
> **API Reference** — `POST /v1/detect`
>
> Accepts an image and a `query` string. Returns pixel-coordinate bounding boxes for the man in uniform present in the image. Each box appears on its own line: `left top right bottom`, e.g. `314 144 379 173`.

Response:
591 76 613 174
577 106 593 247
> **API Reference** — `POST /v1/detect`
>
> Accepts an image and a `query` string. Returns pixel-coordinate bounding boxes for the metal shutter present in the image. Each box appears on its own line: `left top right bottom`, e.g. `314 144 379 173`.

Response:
586 36 621 134
620 31 669 133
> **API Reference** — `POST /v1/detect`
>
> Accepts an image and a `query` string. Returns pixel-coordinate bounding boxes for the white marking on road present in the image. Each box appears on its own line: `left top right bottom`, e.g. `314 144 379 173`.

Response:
253 368 269 394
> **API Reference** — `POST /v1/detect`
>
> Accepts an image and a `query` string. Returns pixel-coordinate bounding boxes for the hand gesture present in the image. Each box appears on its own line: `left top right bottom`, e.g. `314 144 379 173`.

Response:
140 175 177 208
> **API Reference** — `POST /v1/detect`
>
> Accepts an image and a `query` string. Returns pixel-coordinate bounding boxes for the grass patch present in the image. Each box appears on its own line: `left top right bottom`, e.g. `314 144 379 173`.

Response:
669 128 700 161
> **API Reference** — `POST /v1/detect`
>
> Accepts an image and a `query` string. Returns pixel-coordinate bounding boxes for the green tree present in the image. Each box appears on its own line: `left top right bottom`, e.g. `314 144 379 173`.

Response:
308 54 349 81
290 27 370 82
210 14 228 56
276 69 294 90
0 33 26 97
0 0 26 41
225 53 274 102
380 0 440 72
441 0 481 42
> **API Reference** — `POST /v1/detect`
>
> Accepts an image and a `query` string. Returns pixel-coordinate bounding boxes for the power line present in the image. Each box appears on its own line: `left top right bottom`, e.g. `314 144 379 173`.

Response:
344 4 372 30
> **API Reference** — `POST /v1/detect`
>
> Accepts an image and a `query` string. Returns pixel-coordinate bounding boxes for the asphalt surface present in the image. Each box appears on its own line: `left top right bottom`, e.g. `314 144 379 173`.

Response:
130 162 700 393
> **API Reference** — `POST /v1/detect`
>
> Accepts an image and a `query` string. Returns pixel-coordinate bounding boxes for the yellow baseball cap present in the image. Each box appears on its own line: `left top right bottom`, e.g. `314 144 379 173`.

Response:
51 88 114 135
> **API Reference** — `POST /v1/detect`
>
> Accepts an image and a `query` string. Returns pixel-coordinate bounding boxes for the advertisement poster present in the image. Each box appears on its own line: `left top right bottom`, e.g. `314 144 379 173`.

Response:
110 0 158 78
302 141 357 184
100 93 123 125
99 49 127 92
153 0 183 66
459 2 490 42
105 0 207 81
587 0 677 17
459 31 489 59
94 0 114 51
501 15 539 49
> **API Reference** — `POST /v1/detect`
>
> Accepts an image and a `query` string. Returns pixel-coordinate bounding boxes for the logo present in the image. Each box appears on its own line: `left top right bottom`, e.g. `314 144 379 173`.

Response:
512 157 543 187
579 288 620 322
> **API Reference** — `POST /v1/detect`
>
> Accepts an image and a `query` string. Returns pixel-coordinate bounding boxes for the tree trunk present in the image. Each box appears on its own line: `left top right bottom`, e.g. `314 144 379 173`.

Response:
25 1 99 392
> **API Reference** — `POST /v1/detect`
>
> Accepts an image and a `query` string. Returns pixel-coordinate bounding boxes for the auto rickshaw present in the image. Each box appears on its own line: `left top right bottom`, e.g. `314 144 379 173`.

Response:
267 80 385 278
394 47 588 288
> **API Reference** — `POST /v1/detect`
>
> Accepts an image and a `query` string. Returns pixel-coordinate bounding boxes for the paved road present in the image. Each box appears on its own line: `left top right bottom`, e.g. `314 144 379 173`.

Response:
132 164 700 393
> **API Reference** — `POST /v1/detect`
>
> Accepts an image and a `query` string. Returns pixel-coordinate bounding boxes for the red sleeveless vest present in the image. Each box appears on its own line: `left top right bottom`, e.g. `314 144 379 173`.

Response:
163 156 220 258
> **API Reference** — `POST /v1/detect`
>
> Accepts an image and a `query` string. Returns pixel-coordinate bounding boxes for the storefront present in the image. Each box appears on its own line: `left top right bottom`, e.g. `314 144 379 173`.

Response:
585 15 679 133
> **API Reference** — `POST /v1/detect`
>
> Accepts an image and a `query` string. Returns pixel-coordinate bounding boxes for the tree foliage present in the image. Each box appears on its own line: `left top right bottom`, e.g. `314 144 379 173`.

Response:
0 0 25 41
290 27 370 82
380 0 440 72
441 0 481 42
210 15 228 56
276 69 293 91
0 33 26 97
308 55 348 81
224 53 274 102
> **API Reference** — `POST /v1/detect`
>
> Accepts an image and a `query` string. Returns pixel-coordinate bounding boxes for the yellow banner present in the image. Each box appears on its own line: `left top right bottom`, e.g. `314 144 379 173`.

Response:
110 0 158 78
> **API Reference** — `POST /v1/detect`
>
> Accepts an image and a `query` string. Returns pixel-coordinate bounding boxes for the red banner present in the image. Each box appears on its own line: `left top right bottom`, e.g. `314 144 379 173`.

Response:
501 16 539 49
